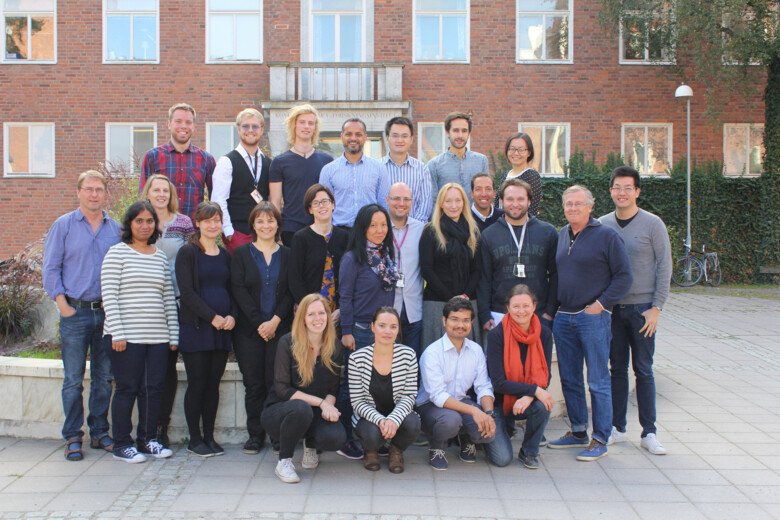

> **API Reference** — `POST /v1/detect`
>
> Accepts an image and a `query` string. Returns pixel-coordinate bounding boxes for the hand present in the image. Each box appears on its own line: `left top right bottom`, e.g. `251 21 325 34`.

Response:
319 400 341 422
257 318 279 340
224 234 232 243
379 419 399 440
211 315 226 329
342 333 356 351
222 316 236 331
331 308 340 324
512 395 534 415
542 312 553 321
58 302 77 318
483 319 495 332
472 408 496 438
534 387 554 412
169 344 178 351
584 301 603 315
639 306 661 338
112 340 127 352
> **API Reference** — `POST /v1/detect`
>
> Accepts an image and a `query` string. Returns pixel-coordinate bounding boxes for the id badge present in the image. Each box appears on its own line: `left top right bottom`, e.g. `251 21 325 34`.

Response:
513 263 526 278
396 273 405 288
250 189 263 203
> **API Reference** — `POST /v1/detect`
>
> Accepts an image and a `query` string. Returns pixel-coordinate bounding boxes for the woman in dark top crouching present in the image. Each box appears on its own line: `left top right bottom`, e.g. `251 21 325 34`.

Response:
348 307 420 473
261 293 345 483
231 202 293 455
176 202 236 458
485 284 554 470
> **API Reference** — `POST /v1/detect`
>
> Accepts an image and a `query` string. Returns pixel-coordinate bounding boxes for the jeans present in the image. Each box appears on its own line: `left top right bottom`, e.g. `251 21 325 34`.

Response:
400 310 423 358
157 348 178 430
234 330 278 440
355 413 421 452
261 399 346 459
182 350 229 443
488 401 550 463
337 322 375 438
59 307 113 441
109 341 169 450
553 311 613 444
610 303 657 437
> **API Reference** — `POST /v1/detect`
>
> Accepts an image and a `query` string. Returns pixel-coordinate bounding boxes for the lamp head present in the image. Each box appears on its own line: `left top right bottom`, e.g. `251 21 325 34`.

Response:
675 84 693 98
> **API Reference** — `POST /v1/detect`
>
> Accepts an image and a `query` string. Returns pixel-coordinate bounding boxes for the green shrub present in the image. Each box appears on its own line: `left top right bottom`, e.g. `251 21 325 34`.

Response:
0 262 41 341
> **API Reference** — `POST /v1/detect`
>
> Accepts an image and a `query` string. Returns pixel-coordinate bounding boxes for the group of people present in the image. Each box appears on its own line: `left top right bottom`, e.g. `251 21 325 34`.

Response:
42 102 672 484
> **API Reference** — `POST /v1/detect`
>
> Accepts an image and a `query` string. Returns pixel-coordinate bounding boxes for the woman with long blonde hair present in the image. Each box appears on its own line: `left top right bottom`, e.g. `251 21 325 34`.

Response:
419 183 482 347
260 294 345 483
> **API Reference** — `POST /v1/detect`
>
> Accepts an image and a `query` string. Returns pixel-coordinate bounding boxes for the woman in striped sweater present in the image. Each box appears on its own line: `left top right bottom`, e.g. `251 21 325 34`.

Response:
101 201 179 463
348 307 420 473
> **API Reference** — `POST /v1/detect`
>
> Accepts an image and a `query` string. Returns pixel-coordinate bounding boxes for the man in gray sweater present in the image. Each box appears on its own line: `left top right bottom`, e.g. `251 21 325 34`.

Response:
600 166 672 456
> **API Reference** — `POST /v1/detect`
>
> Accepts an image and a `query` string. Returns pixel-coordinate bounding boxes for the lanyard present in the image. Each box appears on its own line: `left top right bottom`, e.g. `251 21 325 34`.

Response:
245 147 260 187
508 220 527 259
393 224 410 271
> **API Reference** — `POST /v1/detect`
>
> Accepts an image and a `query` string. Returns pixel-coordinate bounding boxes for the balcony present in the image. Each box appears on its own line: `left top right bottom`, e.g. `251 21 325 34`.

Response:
268 62 404 102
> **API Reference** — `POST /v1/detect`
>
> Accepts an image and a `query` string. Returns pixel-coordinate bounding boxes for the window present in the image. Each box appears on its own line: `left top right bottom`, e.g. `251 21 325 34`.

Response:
1 0 56 63
619 10 674 64
518 122 570 176
105 123 155 174
206 123 240 159
103 0 158 63
309 0 365 62
723 124 764 177
418 123 446 163
3 123 54 177
413 0 469 63
722 7 777 65
516 0 571 63
206 0 262 63
621 124 672 176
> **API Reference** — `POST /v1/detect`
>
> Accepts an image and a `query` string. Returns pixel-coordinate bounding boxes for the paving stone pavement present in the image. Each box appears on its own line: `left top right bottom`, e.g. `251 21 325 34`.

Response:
1 291 779 520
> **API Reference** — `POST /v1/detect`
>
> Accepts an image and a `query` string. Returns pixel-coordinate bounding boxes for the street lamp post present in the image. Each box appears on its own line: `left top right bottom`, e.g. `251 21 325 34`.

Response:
675 83 693 254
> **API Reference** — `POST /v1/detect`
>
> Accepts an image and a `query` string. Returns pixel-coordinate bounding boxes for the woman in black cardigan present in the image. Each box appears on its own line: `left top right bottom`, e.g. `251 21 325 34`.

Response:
176 202 237 458
288 184 349 313
231 202 293 455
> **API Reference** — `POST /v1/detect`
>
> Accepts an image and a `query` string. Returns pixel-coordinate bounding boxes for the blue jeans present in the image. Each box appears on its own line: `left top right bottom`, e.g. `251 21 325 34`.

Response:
553 311 613 444
400 319 423 358
610 303 657 437
59 307 113 441
337 322 375 437
488 400 550 462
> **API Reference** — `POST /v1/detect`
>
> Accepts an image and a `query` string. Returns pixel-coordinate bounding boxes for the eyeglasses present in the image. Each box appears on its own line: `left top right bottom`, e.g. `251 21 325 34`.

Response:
80 187 105 194
446 316 473 325
310 199 332 208
564 201 590 209
388 196 412 203
389 133 411 140
610 186 636 194
508 147 528 154
240 124 263 131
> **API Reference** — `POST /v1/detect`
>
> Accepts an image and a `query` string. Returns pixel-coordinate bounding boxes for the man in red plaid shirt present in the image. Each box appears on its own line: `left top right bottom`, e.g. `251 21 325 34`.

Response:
140 103 216 222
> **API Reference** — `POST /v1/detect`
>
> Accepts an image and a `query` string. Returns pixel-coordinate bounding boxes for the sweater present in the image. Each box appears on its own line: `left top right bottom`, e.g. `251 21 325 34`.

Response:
288 225 349 303
555 218 633 312
175 243 237 327
338 251 395 335
419 220 480 301
599 209 673 309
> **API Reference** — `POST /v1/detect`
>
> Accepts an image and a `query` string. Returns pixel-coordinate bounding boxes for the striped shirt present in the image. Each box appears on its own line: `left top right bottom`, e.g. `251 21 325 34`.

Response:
348 344 419 427
379 155 433 222
319 154 390 226
427 149 489 205
101 242 179 345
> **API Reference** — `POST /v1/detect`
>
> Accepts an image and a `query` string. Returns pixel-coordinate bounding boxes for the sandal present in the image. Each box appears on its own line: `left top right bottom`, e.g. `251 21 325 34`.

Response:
90 435 114 452
64 438 83 461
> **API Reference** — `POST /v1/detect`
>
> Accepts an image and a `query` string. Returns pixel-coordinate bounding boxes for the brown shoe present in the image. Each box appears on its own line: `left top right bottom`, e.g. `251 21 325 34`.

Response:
363 450 380 471
388 445 404 474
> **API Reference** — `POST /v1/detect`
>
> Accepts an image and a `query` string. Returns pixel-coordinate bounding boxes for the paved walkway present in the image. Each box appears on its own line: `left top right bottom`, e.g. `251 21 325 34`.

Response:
1 291 779 520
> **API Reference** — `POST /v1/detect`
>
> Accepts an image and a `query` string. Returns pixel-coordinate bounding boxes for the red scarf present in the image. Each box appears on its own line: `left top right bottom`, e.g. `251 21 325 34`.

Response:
501 313 549 415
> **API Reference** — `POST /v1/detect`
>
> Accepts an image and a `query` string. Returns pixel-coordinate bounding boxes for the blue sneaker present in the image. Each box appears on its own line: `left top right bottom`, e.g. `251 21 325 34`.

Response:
547 431 589 449
337 439 364 460
576 440 608 461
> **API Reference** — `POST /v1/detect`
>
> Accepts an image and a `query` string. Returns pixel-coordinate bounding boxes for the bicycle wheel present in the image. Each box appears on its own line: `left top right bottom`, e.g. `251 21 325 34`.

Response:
706 255 722 287
672 255 703 287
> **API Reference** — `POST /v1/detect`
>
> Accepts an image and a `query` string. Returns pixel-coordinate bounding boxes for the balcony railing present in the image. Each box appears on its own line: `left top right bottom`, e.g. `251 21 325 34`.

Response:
268 62 404 102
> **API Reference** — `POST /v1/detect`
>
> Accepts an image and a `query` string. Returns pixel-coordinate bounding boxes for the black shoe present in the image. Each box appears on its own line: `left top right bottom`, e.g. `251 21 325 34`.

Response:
377 444 390 457
205 439 224 456
518 449 540 469
458 434 477 463
243 436 263 455
337 439 364 460
187 441 215 458
156 425 170 447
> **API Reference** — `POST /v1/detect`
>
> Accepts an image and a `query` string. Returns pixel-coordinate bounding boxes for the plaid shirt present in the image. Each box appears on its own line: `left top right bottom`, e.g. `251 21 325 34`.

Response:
139 141 216 221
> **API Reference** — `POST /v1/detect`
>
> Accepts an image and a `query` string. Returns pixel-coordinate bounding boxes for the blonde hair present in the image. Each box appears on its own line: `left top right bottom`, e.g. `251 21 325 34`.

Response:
168 103 196 121
141 174 179 214
430 183 479 255
76 170 107 190
290 294 339 386
285 104 320 146
236 108 264 126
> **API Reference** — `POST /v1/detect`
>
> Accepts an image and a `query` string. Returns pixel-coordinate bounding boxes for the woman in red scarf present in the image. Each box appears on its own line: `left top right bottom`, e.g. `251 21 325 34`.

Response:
485 284 554 469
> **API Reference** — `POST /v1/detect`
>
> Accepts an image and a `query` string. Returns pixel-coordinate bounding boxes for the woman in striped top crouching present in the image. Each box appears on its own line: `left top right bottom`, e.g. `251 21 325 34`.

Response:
101 201 179 464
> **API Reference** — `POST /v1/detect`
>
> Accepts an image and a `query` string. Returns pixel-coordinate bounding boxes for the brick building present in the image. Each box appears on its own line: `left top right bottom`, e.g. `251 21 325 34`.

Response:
0 0 766 257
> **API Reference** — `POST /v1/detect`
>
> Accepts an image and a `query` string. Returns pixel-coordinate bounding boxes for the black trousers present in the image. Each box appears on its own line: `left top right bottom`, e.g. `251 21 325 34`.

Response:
181 349 229 443
354 413 421 452
157 348 179 429
233 330 278 439
261 400 346 460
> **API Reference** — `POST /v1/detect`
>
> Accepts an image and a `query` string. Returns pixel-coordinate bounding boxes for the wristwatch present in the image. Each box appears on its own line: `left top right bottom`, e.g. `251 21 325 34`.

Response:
484 410 495 417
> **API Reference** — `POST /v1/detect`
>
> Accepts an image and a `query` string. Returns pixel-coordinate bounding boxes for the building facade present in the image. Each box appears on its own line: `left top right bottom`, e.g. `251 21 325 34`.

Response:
0 0 766 257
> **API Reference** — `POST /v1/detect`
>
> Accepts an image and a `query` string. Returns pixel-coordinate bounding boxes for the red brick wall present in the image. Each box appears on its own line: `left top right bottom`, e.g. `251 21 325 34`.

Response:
0 0 765 257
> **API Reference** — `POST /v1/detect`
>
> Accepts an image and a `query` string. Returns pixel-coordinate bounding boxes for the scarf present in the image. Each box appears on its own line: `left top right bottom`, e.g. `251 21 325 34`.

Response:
439 216 474 293
366 241 399 291
501 313 549 415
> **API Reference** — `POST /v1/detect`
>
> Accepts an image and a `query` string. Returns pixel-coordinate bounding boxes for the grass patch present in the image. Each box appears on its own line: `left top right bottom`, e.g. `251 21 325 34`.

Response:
672 283 780 300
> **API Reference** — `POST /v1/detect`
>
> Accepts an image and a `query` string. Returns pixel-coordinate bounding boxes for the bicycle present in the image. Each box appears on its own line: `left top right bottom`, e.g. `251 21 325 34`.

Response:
672 243 722 287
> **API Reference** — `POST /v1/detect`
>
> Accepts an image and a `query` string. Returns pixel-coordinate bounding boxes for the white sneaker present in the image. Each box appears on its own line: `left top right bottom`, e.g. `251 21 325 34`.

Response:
275 458 301 483
302 440 319 469
144 440 173 459
607 426 629 445
640 433 667 455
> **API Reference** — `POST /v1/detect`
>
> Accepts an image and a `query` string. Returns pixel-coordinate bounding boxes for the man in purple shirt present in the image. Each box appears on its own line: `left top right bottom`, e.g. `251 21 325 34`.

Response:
42 170 121 461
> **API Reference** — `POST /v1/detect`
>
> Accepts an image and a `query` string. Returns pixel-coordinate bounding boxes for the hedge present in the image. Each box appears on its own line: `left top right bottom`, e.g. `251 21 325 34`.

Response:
489 150 780 284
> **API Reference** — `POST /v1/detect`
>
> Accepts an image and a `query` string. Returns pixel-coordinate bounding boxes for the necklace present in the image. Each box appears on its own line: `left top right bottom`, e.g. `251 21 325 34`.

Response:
292 146 313 158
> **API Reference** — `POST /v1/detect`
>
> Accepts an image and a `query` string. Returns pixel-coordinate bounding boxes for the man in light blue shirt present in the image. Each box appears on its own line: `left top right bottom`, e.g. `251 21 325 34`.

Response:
319 118 390 228
379 116 433 221
417 297 510 469
427 112 489 205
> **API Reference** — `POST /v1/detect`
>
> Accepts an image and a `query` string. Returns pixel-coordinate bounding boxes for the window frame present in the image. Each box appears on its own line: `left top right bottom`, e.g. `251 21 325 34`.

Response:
620 122 673 177
206 122 240 159
304 0 370 63
515 0 573 64
412 0 470 64
102 0 160 64
205 0 263 64
517 122 571 177
618 10 675 65
1 0 57 64
104 122 157 174
3 122 56 178
722 123 764 177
